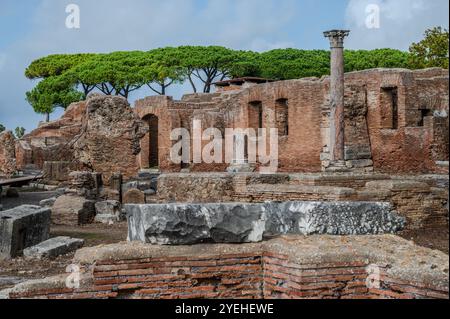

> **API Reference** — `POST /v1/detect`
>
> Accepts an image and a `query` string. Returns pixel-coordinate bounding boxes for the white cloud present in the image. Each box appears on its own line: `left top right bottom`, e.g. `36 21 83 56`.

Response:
345 0 449 50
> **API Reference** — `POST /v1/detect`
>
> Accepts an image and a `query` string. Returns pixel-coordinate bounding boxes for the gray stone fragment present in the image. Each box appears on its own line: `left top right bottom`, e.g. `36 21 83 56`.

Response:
5 188 19 198
0 205 51 260
122 180 156 194
55 188 66 196
0 276 26 287
39 197 57 208
144 189 156 196
0 288 11 299
23 237 84 259
52 195 96 226
95 214 117 225
95 200 122 224
126 201 406 245
346 159 374 168
122 181 138 194
345 145 372 160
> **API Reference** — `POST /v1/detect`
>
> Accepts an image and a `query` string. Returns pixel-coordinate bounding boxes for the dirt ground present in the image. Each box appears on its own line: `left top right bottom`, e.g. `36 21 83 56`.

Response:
0 190 448 291
0 222 128 290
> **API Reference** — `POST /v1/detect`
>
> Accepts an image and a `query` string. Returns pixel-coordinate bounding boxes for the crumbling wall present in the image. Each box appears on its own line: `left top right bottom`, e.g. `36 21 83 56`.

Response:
13 68 449 177
0 131 16 177
221 79 325 172
72 95 147 183
15 101 87 170
345 68 449 174
134 68 448 175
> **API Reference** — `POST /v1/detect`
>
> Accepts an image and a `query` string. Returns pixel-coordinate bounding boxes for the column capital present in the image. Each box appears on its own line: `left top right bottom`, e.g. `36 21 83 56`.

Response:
324 30 350 48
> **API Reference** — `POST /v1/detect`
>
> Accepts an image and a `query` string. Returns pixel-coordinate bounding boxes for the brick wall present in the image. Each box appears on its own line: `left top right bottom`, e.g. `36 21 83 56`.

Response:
133 68 448 175
6 236 449 300
13 69 448 178
156 173 449 231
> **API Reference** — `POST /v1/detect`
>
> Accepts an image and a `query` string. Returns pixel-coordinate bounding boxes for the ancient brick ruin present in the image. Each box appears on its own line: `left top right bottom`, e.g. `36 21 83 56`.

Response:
9 67 448 178
5 236 449 300
1 31 448 300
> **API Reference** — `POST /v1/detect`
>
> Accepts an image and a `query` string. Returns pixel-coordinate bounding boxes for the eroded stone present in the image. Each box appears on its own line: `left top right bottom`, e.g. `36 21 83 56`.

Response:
126 201 406 245
0 205 51 260
23 237 84 259
95 200 122 224
52 195 96 226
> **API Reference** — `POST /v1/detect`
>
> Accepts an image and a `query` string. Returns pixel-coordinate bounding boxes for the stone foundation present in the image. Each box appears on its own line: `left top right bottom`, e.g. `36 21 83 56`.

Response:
3 236 448 299
156 173 449 231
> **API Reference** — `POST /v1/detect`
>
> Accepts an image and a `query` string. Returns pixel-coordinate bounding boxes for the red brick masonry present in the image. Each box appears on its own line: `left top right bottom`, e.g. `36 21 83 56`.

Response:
5 235 449 299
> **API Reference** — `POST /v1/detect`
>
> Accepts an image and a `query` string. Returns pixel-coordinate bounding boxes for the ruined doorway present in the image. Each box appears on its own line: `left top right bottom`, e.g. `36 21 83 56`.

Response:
142 114 159 168
380 86 399 129
248 101 263 132
247 101 264 162
276 98 289 137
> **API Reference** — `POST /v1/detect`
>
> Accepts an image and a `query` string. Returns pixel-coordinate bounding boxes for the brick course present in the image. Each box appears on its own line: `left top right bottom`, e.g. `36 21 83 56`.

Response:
6 236 448 300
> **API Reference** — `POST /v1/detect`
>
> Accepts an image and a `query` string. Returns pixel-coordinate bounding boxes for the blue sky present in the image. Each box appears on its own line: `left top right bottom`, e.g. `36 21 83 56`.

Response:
0 0 448 131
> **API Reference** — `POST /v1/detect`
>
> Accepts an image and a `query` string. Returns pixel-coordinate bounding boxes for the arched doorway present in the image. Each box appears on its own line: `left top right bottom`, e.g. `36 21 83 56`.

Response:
142 114 159 168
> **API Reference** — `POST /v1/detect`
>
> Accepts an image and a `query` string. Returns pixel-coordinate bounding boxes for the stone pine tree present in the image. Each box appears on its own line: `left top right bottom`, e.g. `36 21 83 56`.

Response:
409 27 449 69
68 52 147 99
26 75 84 122
24 46 418 119
25 54 95 121
25 53 97 95
141 48 185 96
178 46 240 93
0 124 5 133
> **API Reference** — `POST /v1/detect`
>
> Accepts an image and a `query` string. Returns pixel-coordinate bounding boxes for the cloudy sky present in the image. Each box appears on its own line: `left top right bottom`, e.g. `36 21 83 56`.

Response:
0 0 448 131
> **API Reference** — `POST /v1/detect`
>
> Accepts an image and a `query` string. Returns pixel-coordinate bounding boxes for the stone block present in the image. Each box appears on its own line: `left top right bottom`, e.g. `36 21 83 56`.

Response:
345 145 372 160
100 188 121 202
39 197 57 208
320 152 330 161
346 159 374 168
0 205 51 260
366 180 431 192
123 189 145 204
227 163 256 173
52 195 96 226
126 201 406 245
23 237 84 259
5 188 19 198
95 200 122 224
122 180 156 195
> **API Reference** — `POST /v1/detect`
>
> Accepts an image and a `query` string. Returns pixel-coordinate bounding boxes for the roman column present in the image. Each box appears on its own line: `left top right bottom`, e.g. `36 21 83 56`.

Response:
324 30 350 163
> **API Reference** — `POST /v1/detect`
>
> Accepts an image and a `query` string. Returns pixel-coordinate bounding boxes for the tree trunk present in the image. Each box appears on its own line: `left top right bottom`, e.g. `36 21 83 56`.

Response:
188 74 197 93
45 113 50 122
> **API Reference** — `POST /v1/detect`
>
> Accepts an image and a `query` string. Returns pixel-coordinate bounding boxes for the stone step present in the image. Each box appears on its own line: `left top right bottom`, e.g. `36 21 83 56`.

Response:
138 169 160 176
23 237 84 260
